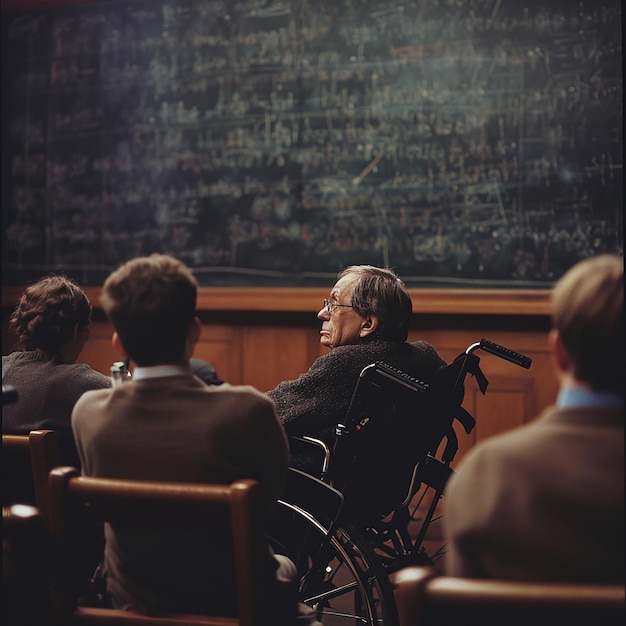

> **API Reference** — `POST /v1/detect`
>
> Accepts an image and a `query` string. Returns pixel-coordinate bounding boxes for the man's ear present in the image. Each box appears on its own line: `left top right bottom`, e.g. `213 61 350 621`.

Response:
549 328 570 374
187 317 202 348
182 317 202 361
111 332 127 357
359 315 379 339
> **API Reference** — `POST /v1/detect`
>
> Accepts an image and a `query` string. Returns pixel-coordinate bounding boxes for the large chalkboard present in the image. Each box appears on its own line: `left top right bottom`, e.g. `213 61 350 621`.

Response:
2 0 623 288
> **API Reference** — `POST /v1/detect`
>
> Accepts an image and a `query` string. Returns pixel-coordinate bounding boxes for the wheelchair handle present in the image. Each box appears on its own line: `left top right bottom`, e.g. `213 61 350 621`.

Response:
466 339 532 369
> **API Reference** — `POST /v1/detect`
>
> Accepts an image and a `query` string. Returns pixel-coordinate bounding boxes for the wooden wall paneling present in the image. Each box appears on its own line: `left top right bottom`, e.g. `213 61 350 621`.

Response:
193 324 243 386
34 316 244 384
454 376 538 466
79 319 118 376
241 315 322 392
525 347 560 418
409 318 551 361
242 326 309 391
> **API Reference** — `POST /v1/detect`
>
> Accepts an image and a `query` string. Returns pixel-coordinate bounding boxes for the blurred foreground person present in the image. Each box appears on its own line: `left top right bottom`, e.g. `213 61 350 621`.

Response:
444 254 624 582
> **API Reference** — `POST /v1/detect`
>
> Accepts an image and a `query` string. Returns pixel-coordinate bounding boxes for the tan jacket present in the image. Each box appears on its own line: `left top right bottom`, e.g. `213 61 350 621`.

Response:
72 374 289 615
443 405 624 583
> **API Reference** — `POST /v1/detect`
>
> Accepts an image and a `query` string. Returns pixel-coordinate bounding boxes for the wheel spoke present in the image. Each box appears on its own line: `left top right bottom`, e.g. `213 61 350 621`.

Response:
271 506 398 624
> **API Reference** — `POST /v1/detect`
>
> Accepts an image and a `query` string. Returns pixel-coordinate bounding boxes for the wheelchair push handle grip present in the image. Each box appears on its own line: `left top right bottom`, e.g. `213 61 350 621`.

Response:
478 339 532 369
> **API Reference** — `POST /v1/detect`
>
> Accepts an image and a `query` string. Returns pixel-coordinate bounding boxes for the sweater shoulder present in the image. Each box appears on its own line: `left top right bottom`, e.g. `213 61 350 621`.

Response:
209 382 274 407
72 363 113 386
73 385 112 408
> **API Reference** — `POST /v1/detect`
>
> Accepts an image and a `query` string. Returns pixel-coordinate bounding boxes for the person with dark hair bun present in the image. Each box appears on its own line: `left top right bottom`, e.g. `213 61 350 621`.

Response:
2 275 112 588
2 274 111 470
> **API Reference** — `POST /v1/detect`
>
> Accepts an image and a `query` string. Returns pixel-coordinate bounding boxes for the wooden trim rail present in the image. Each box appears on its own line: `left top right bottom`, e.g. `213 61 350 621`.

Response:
2 286 552 316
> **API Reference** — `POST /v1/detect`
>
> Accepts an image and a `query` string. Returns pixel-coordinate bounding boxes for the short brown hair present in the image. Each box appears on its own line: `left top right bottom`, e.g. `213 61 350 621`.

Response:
338 265 413 342
101 254 198 366
552 254 624 394
9 275 92 353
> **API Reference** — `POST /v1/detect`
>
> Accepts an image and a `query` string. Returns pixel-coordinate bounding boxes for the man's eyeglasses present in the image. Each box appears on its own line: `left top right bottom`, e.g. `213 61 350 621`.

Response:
323 299 353 314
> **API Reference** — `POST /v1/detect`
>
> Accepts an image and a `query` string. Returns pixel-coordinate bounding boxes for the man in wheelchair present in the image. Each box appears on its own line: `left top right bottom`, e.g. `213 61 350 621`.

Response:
267 266 534 624
268 264 447 481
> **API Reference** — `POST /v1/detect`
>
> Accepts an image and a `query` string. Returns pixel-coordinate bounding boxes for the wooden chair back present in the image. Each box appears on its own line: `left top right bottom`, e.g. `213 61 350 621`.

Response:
3 504 55 626
392 566 625 626
47 466 268 626
2 430 60 521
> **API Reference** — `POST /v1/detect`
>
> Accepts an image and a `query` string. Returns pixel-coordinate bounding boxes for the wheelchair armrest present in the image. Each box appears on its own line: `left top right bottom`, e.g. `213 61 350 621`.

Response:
279 467 345 529
289 436 332 482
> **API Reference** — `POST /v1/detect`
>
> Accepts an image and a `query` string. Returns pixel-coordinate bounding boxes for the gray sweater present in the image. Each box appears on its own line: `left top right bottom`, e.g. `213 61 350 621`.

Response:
268 339 446 511
2 350 111 469
268 339 446 439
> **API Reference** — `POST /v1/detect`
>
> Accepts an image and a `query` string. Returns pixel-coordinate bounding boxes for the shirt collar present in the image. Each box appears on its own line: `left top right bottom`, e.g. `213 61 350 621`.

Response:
132 364 191 380
557 386 623 410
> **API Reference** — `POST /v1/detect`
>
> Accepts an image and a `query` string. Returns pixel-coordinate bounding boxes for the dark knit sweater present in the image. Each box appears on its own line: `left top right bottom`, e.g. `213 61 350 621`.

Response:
2 350 111 469
268 339 446 520
268 339 445 457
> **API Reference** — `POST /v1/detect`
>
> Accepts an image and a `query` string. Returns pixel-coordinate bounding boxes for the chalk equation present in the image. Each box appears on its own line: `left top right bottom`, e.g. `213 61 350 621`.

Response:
2 0 622 287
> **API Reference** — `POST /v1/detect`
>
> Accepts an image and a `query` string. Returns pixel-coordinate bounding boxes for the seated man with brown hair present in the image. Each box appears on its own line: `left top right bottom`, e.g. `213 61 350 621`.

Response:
72 253 317 623
443 254 624 583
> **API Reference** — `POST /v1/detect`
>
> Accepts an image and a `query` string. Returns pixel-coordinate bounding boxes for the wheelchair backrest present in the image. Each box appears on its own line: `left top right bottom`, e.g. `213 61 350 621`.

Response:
329 359 475 525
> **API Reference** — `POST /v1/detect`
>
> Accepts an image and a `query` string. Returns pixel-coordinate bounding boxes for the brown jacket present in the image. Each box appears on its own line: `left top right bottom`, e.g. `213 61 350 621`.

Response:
72 373 289 615
443 405 624 583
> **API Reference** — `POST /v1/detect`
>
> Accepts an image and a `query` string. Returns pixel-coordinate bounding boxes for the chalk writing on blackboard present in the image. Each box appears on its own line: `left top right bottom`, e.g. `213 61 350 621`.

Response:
2 0 622 288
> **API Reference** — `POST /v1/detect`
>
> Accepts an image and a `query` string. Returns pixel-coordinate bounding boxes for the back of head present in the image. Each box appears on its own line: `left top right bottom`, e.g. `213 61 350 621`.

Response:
339 265 412 342
101 254 198 366
552 254 624 395
8 275 92 354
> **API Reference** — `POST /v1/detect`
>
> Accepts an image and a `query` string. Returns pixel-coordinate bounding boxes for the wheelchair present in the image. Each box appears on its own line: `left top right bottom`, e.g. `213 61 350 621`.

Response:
268 339 532 625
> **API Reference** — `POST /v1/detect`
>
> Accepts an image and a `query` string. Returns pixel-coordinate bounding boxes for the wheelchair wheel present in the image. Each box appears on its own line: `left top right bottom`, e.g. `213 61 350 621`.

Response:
270 500 398 625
